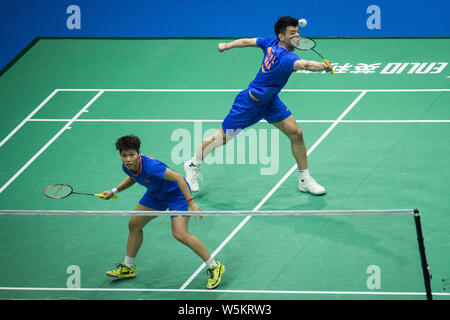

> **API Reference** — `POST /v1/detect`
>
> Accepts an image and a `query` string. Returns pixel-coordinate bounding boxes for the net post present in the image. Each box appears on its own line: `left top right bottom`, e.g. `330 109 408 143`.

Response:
413 209 433 300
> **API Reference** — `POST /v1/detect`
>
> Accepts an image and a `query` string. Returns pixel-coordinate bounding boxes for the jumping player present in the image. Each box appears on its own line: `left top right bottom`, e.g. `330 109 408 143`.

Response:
184 16 332 195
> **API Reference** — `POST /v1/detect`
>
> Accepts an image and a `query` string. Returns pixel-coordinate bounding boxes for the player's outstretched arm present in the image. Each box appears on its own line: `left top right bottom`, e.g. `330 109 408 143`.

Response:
101 176 136 200
294 59 333 72
218 38 258 52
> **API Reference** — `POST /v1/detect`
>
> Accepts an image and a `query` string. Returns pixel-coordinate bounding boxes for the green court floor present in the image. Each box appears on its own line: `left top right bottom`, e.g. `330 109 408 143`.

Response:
0 38 449 300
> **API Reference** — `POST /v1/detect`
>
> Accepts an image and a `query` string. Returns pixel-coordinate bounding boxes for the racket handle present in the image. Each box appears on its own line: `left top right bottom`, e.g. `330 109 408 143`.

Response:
94 194 118 199
323 59 335 75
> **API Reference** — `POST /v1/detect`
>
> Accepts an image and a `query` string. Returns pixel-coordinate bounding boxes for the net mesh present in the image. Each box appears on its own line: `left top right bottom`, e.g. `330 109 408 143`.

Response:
0 209 431 300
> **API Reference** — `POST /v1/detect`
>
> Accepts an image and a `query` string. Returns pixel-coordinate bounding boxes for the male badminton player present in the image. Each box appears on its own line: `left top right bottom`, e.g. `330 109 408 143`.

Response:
185 16 332 195
101 135 225 289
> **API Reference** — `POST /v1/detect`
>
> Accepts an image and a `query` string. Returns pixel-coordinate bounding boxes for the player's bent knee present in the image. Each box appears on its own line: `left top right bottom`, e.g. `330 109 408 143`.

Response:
214 131 227 146
206 134 216 144
289 127 304 141
128 217 145 232
172 230 189 243
128 218 138 232
205 132 224 148
218 128 230 146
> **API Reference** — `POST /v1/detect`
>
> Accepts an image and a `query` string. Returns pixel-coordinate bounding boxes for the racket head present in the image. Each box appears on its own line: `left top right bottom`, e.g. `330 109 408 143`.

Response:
290 36 316 50
43 184 73 199
290 36 335 74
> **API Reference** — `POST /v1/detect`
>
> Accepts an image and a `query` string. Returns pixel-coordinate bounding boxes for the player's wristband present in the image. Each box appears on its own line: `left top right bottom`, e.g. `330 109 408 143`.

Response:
187 198 193 203
111 187 119 195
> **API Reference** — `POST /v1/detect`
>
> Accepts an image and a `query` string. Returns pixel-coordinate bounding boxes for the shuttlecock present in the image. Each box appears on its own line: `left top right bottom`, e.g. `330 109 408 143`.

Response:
298 19 307 27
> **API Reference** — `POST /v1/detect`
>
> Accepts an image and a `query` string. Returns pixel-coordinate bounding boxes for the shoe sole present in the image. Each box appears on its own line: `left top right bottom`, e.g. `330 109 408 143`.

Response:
206 265 225 290
106 272 136 279
298 187 326 195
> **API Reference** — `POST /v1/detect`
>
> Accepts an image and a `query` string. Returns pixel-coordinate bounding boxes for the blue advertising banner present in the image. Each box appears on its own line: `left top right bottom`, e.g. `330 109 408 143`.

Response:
1 0 449 71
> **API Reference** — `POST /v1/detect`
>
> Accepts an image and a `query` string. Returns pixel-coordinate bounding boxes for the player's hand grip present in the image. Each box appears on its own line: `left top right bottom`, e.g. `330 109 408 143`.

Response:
323 59 335 74
94 194 118 199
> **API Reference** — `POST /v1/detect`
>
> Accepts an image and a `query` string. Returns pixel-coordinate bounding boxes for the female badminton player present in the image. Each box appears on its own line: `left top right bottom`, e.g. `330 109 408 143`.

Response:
184 16 332 195
101 135 225 289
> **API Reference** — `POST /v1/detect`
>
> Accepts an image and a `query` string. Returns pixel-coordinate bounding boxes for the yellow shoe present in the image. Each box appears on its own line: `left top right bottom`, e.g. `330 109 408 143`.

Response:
206 261 225 289
106 263 136 279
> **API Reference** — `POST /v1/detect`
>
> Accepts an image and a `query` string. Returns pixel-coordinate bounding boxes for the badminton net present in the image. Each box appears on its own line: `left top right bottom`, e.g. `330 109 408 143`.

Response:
0 208 432 300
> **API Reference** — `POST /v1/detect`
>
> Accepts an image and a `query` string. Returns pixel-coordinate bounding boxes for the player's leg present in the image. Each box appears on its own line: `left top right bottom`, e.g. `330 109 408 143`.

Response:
185 89 263 192
184 126 232 191
195 126 233 162
269 107 326 196
171 216 211 260
126 204 158 259
171 215 225 289
106 203 158 279
271 114 308 170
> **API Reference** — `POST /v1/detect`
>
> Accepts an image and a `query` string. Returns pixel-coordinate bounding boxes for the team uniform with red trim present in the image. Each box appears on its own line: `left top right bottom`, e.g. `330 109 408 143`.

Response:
222 36 300 135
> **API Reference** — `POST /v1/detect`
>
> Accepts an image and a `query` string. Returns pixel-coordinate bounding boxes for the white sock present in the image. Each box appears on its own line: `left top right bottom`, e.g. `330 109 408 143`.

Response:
299 169 310 181
205 256 217 268
124 256 135 267
192 156 202 166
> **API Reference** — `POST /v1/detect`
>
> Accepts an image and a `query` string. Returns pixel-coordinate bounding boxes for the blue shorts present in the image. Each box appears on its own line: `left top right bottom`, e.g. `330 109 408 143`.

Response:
222 89 292 136
139 184 190 219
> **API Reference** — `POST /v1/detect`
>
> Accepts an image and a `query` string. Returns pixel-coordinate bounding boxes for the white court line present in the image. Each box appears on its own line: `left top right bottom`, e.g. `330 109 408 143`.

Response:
3 88 448 150
28 119 230 123
341 120 450 123
2 286 449 297
56 88 450 92
27 118 450 123
0 91 104 194
179 90 368 290
0 89 59 148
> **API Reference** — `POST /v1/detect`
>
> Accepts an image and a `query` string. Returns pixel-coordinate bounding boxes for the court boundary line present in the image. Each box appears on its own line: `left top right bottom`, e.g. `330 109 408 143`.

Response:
1 286 449 297
179 91 367 289
1 88 448 148
0 91 104 194
0 89 59 148
27 119 450 123
56 88 450 92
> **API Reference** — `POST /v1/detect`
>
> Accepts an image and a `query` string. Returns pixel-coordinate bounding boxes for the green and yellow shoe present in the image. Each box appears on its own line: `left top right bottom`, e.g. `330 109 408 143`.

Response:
206 261 225 289
106 263 136 279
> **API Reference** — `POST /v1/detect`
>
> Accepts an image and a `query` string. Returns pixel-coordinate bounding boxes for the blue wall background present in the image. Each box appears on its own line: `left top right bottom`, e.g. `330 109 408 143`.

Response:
1 0 449 71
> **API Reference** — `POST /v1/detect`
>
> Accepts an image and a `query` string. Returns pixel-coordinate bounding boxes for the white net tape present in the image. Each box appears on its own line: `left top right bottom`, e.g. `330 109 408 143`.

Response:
0 209 416 216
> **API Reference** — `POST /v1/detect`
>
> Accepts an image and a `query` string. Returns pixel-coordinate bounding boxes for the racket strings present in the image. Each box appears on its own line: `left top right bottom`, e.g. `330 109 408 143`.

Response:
291 36 316 50
44 184 72 199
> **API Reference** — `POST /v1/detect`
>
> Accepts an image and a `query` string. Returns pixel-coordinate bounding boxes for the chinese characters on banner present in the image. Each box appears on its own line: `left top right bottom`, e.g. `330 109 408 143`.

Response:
296 62 448 74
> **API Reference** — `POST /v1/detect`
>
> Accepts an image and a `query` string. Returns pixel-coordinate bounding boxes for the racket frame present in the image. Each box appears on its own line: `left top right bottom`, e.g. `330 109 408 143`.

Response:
43 184 116 199
291 36 334 74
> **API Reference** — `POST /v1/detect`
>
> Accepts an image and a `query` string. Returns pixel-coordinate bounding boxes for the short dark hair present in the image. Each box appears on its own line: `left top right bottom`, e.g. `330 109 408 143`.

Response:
115 135 141 152
274 16 298 40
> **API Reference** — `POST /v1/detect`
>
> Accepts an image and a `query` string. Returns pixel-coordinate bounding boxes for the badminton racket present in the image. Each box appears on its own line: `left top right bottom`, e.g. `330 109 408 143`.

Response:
43 184 118 199
290 36 334 74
